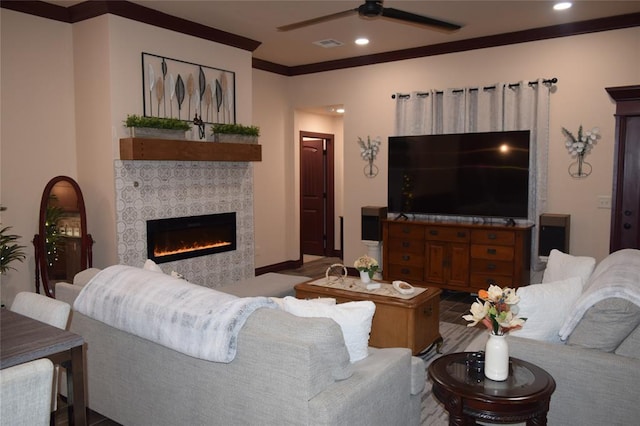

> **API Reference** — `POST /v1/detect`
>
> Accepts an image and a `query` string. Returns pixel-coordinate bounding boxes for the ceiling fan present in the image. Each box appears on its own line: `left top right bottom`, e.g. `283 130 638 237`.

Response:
277 0 461 32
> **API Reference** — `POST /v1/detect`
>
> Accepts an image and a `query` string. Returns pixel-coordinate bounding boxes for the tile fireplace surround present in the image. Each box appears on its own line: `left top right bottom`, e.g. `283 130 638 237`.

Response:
114 160 255 288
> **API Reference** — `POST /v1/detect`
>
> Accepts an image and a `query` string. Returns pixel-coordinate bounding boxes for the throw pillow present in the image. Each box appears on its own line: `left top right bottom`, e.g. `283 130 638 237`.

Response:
282 297 375 363
510 276 583 343
143 259 164 273
270 297 335 310
567 298 640 352
542 249 595 288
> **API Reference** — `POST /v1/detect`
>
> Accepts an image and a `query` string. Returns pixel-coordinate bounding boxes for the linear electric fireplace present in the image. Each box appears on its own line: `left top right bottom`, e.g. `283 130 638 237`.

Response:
147 213 236 264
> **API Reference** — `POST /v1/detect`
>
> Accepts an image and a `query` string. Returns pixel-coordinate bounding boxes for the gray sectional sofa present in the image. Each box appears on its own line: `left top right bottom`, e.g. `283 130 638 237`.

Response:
56 270 425 426
467 248 640 426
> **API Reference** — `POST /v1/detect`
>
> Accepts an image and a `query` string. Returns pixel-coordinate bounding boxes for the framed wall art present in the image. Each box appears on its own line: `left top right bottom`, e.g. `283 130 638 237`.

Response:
142 52 236 125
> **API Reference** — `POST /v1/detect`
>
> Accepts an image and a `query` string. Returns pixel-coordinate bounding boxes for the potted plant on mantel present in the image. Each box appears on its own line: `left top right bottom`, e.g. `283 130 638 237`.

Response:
211 123 260 144
125 114 191 140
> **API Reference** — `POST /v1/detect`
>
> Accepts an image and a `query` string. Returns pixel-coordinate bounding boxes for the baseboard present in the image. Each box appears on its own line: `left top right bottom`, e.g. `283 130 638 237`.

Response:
255 259 303 276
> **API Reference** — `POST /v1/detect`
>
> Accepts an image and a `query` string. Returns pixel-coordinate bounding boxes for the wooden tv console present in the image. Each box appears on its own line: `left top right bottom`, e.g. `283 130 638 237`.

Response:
382 219 532 293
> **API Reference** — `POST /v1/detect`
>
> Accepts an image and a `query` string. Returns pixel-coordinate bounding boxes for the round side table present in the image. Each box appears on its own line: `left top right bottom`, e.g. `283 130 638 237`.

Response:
428 352 556 426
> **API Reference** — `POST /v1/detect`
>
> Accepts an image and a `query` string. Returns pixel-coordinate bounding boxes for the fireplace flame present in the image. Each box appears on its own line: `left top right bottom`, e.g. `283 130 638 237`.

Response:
154 241 232 257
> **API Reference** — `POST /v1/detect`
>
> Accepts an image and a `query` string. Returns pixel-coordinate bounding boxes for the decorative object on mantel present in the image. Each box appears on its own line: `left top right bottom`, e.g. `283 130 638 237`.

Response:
357 136 381 178
124 114 191 140
193 114 206 140
354 254 379 284
562 125 600 178
211 123 260 143
463 285 527 381
142 52 236 124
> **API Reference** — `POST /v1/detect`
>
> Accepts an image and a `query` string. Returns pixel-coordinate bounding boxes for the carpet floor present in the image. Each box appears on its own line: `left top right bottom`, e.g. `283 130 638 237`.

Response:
419 322 483 426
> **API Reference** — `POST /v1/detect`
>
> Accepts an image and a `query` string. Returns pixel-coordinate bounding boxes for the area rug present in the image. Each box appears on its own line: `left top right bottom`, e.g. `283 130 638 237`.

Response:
420 322 483 426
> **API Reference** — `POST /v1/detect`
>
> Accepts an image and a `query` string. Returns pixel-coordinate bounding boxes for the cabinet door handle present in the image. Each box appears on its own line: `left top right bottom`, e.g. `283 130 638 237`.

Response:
423 305 433 316
429 230 438 236
401 268 410 275
402 227 411 234
486 278 496 286
487 263 496 270
402 255 410 261
488 233 497 240
487 248 497 255
402 241 410 248
457 231 466 238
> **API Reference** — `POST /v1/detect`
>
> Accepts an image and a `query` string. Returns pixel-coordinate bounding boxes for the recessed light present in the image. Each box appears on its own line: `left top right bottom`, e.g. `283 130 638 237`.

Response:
554 2 572 11
355 38 369 46
336 108 345 114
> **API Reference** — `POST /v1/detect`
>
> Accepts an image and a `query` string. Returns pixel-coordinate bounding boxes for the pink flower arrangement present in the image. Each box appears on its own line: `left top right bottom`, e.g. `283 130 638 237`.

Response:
463 285 527 335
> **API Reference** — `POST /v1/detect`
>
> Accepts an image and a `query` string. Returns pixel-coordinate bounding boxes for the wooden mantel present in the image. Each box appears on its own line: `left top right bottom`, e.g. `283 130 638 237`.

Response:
120 138 262 162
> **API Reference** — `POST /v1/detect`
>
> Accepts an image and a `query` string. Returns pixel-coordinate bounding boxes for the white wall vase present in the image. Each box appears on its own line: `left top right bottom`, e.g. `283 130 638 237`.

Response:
484 333 509 381
359 270 371 284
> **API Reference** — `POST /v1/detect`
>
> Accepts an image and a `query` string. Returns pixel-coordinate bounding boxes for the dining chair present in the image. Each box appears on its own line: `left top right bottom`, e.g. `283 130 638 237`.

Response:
9 292 72 424
0 358 55 426
10 292 71 330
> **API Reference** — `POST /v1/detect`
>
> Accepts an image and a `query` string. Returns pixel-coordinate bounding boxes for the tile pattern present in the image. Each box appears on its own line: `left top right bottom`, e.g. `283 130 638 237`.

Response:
114 160 255 288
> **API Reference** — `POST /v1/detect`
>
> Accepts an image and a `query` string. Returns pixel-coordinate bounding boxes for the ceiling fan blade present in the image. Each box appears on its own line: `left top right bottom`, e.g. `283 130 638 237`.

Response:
277 8 357 32
382 7 461 32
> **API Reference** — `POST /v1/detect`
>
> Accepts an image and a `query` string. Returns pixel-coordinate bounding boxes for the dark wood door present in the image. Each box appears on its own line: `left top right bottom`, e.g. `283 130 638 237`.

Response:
606 86 640 251
301 138 325 255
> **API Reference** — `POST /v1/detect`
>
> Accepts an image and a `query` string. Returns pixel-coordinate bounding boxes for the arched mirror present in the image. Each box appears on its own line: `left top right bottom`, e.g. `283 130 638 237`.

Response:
33 176 93 297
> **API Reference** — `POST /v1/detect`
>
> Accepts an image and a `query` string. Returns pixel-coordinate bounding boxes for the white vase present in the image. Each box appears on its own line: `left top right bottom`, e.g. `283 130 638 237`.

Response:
484 333 509 381
359 270 371 284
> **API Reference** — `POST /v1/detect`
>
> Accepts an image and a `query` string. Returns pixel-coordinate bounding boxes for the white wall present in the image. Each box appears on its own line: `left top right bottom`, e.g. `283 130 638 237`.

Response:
0 10 77 304
252 69 295 265
253 27 640 268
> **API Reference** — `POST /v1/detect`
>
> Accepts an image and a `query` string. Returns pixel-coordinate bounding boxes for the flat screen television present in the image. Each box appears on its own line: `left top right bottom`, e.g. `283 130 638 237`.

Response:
388 130 530 219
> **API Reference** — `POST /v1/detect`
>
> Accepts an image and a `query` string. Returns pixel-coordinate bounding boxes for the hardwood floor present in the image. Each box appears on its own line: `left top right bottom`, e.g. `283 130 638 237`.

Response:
54 257 476 425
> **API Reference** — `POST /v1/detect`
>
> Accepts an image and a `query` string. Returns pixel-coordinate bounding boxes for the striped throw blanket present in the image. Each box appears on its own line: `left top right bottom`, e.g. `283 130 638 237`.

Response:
73 265 276 363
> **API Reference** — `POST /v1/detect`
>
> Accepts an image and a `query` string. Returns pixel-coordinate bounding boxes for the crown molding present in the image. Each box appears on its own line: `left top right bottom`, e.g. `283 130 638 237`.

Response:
1 0 261 52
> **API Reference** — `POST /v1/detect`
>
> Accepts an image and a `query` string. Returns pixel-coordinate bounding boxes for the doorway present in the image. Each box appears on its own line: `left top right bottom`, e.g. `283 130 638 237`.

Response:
300 131 335 258
606 85 640 251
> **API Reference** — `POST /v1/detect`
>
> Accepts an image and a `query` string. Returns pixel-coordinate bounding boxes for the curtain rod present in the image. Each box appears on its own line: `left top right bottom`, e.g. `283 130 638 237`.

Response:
391 77 558 99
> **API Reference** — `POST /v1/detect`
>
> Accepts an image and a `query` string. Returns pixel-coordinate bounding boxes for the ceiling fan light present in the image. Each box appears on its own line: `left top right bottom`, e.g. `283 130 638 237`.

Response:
355 38 370 45
553 2 572 11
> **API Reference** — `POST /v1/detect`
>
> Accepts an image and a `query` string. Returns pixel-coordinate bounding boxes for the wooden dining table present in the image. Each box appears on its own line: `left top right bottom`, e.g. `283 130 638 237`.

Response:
1 309 87 426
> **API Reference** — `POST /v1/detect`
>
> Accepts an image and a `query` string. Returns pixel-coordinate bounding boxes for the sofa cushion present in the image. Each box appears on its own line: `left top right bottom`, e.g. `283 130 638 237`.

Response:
615 324 640 359
282 297 375 363
567 298 640 352
542 249 595 288
559 249 640 340
510 277 583 343
73 268 101 287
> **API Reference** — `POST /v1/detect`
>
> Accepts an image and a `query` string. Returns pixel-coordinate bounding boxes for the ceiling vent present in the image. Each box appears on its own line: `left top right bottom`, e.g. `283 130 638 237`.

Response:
313 39 344 48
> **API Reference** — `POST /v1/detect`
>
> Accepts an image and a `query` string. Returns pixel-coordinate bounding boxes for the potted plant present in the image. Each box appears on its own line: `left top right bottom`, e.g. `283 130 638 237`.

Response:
210 123 260 144
124 114 191 140
0 206 26 276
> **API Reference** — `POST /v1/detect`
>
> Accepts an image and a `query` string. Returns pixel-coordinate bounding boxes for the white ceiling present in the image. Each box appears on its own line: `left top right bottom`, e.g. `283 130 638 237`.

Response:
46 1 640 67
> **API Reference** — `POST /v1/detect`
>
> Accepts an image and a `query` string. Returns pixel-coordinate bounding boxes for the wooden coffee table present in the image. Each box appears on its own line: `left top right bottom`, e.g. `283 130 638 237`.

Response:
428 352 556 425
294 278 442 355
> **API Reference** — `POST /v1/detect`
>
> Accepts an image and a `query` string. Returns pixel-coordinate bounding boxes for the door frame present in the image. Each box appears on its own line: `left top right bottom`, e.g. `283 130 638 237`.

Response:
299 131 335 259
